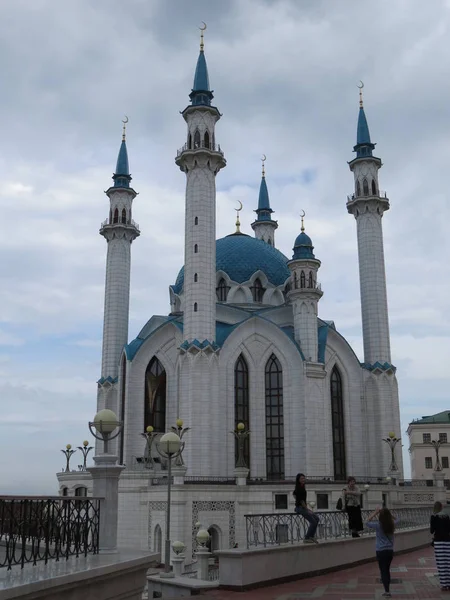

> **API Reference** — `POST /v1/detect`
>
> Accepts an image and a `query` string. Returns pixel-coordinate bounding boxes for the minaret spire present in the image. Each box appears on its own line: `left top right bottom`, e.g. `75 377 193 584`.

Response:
251 155 278 246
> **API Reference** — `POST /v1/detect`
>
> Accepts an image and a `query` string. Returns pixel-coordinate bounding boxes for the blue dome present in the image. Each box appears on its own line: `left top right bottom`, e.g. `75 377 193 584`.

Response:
292 232 315 260
174 234 290 293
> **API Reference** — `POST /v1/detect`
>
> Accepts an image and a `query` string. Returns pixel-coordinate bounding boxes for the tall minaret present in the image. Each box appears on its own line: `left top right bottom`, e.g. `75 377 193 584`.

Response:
287 214 323 362
347 85 391 366
99 120 140 384
251 156 278 246
175 25 226 343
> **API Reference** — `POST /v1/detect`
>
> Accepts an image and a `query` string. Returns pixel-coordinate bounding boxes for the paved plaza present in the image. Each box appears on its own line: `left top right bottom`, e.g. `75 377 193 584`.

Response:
201 546 446 599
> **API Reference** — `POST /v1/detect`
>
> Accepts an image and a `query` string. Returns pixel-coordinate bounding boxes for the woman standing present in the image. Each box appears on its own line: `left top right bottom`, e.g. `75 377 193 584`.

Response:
366 507 397 598
430 503 450 591
342 476 363 538
293 473 320 543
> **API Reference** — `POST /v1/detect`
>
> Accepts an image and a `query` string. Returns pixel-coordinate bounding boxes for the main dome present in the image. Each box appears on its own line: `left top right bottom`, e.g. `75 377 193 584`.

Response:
173 233 291 293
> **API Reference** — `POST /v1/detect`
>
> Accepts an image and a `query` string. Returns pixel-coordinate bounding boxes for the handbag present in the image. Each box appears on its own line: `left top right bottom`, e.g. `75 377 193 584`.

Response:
336 497 343 511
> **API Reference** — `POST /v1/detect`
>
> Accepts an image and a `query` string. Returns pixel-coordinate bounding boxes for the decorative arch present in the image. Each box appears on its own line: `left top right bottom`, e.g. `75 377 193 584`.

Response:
74 486 87 497
208 525 222 552
188 133 192 149
356 181 361 196
363 178 369 196
330 366 346 480
144 357 166 432
265 354 284 479
371 179 377 195
121 208 127 224
234 354 250 468
300 270 306 288
216 278 229 302
194 130 201 148
251 278 265 303
61 487 68 496
204 130 210 149
308 271 314 288
113 208 119 223
154 524 162 553
293 272 298 289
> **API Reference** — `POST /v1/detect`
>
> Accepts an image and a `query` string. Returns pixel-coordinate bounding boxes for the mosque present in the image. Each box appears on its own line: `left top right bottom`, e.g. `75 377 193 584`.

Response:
58 29 403 555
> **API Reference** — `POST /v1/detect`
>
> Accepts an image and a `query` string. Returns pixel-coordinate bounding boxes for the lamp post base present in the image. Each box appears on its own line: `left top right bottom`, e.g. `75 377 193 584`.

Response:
159 571 175 579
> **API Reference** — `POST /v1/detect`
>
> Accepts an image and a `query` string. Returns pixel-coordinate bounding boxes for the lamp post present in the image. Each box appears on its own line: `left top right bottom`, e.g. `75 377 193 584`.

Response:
231 422 250 468
77 440 93 471
429 439 443 472
382 432 401 473
141 426 158 469
170 419 190 467
155 432 183 577
61 444 76 472
88 408 123 453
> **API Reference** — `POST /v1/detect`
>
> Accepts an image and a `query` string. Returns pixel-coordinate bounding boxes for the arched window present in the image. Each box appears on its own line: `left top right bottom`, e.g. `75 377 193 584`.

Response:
363 179 369 196
113 208 119 223
251 278 265 302
268 238 272 246
75 487 87 497
194 130 200 148
331 366 346 480
356 181 361 197
216 278 229 302
204 130 210 149
235 355 250 469
109 209 112 224
154 525 162 553
194 302 198 312
293 272 298 289
194 216 198 225
194 244 198 253
300 271 306 288
265 354 284 480
121 208 127 224
61 487 68 496
308 272 314 288
194 273 198 282
188 134 192 149
144 357 166 432
371 179 377 195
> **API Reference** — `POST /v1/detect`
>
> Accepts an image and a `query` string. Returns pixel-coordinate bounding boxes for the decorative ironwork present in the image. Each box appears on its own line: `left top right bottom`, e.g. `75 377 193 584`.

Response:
245 506 433 548
230 424 250 469
192 501 235 557
382 432 401 472
170 420 190 467
141 426 158 469
61 444 76 473
0 496 100 570
76 441 93 471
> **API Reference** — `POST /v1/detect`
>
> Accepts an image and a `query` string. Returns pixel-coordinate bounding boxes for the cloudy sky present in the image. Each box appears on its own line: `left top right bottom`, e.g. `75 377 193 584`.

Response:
0 0 449 493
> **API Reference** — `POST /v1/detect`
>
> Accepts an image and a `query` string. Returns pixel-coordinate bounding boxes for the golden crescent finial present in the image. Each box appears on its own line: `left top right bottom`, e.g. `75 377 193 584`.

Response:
261 154 266 177
199 22 207 51
357 81 364 108
300 210 305 232
235 200 243 233
121 116 128 141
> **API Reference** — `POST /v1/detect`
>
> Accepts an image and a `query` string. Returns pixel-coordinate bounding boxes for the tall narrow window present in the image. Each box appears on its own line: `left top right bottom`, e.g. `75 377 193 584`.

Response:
109 209 112 224
119 356 126 464
293 272 298 289
235 355 250 468
216 278 229 302
356 181 361 196
121 208 127 224
308 272 314 288
194 216 198 225
331 366 346 480
371 179 377 195
251 278 265 302
268 238 272 245
300 271 306 288
194 302 198 312
194 244 198 253
188 134 192 149
265 354 284 480
113 208 119 223
194 130 200 148
194 273 198 282
144 357 166 432
204 130 210 149
363 179 369 196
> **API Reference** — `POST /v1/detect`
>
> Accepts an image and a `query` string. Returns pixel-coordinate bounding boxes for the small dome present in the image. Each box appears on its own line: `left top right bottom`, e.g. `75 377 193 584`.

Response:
292 231 315 260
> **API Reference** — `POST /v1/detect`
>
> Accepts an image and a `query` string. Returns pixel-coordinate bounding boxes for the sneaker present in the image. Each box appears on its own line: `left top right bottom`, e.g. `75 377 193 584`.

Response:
382 593 391 597
303 538 315 544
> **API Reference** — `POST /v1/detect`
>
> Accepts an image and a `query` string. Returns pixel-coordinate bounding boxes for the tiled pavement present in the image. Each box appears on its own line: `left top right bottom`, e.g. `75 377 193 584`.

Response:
201 546 448 599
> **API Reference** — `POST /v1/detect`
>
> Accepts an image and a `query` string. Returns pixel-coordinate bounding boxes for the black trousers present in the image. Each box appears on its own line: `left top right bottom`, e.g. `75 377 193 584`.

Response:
376 549 394 592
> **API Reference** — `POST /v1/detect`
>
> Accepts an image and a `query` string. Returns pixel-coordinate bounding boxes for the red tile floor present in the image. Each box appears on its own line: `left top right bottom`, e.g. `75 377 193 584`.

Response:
201 546 448 599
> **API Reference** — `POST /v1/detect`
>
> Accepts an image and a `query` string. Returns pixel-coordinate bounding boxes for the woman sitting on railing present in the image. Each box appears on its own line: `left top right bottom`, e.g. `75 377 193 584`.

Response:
293 473 319 544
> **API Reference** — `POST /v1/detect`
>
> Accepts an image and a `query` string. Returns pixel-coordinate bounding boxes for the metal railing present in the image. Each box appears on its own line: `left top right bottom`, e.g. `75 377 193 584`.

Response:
100 218 140 229
184 477 235 485
248 475 391 486
245 506 433 548
347 190 387 202
398 479 433 487
0 496 100 569
176 142 224 157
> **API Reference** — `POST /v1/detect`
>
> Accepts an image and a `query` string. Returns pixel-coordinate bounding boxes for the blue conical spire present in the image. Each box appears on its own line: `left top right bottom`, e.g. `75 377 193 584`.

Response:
353 85 376 159
189 26 214 107
255 158 273 221
113 120 131 188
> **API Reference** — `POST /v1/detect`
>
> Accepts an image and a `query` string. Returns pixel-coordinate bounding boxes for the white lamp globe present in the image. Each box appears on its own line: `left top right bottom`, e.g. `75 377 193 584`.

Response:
172 540 186 555
364 484 370 490
196 528 210 548
93 409 119 434
159 431 181 455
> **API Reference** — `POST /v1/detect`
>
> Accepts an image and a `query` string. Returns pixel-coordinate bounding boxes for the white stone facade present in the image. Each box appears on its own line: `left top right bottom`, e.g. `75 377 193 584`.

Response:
251 220 278 247
407 416 450 480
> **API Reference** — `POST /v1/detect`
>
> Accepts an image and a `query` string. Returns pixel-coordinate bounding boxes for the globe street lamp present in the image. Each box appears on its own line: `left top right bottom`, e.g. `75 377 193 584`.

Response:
170 419 190 467
77 440 93 471
156 432 183 576
61 444 76 472
141 426 158 469
382 432 401 473
231 423 250 468
88 409 123 453
426 439 444 472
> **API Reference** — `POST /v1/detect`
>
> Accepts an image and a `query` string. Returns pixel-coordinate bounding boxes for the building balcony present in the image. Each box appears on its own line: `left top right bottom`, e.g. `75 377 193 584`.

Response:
100 218 140 230
176 142 224 157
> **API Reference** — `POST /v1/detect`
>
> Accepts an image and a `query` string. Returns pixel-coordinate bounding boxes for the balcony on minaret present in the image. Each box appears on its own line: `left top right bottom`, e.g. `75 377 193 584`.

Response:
99 215 140 237
346 188 390 215
176 139 225 159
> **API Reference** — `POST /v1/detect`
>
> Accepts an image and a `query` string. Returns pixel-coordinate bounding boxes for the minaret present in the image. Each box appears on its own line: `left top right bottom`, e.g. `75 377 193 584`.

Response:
251 156 278 246
175 25 226 343
99 119 140 382
287 214 323 362
347 85 391 366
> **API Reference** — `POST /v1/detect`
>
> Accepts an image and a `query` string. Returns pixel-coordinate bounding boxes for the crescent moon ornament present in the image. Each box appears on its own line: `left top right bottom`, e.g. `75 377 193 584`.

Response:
357 81 364 107
199 21 207 31
261 154 266 162
122 115 129 124
300 210 305 232
236 200 243 212
357 80 364 89
300 210 305 218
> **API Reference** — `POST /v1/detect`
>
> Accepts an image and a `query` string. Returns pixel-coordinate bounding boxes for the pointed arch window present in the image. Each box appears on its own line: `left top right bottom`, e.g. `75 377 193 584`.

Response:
331 366 346 480
356 181 361 197
216 278 229 302
293 272 298 289
300 270 306 288
113 208 119 223
363 179 369 196
251 278 265 303
194 130 201 149
121 208 127 224
308 271 314 288
204 130 210 149
194 244 198 253
371 179 377 195
188 134 192 149
144 357 166 432
194 302 198 312
265 354 284 480
194 216 198 225
194 273 198 282
109 209 112 224
235 355 250 469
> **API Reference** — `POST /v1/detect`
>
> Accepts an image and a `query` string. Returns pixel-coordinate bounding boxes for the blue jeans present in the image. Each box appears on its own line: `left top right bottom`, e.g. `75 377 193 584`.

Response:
295 506 319 539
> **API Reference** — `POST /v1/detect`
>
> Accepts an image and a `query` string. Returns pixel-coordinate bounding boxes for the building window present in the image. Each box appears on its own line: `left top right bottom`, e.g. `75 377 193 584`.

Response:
194 273 198 282
194 216 198 225
442 457 449 469
275 494 288 510
265 354 284 480
194 302 198 312
144 357 166 432
371 179 377 195
308 272 314 288
188 133 192 149
75 487 87 497
440 433 448 443
423 433 431 443
113 208 119 223
216 278 229 302
204 130 210 148
121 208 127 224
356 181 361 196
194 244 198 253
300 270 306 288
316 494 329 510
293 272 298 289
194 130 200 148
234 355 249 469
363 179 369 196
251 278 265 303
331 366 346 481
425 457 433 469
61 487 68 496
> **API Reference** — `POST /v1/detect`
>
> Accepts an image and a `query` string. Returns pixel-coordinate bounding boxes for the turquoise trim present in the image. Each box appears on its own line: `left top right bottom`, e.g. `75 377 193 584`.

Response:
361 361 396 373
97 375 118 385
